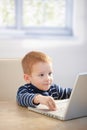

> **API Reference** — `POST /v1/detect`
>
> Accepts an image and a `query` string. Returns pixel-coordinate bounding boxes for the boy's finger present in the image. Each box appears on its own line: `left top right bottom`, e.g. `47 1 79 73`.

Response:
48 101 57 111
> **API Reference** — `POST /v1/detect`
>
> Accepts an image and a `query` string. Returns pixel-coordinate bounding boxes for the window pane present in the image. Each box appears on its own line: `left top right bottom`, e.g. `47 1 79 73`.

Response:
23 0 66 27
0 0 15 28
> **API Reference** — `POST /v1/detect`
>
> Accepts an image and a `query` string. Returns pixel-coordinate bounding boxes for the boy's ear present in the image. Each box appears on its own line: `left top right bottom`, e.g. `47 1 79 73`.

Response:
24 74 31 83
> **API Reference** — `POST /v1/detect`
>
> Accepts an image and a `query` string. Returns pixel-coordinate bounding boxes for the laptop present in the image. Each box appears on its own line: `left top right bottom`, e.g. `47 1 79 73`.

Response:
28 73 87 120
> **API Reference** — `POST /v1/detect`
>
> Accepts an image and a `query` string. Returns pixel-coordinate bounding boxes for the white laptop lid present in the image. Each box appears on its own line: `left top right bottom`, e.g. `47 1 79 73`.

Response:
64 73 87 120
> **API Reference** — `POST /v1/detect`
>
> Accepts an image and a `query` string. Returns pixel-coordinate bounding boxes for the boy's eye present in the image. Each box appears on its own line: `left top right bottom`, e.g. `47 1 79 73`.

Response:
39 72 53 77
49 72 52 76
39 74 44 77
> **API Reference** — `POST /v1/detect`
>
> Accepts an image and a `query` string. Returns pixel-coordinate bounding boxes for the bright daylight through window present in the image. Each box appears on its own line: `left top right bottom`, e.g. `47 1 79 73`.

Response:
0 0 73 38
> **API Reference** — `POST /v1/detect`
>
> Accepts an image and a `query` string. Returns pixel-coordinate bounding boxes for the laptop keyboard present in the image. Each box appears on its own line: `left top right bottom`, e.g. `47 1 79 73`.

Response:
28 99 70 119
55 99 69 114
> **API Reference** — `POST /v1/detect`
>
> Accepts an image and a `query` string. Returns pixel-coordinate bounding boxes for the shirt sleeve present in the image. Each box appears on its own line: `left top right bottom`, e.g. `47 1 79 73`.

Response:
58 87 72 99
16 86 38 107
50 84 72 99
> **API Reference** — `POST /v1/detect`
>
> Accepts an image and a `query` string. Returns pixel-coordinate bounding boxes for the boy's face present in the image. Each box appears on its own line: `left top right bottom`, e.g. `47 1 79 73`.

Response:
29 62 53 91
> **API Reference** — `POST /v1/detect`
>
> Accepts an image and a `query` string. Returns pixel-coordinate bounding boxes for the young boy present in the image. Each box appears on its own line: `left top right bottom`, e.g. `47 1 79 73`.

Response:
16 51 72 111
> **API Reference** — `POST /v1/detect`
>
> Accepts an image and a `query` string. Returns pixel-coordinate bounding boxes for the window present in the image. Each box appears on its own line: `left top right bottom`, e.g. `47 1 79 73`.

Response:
0 0 73 39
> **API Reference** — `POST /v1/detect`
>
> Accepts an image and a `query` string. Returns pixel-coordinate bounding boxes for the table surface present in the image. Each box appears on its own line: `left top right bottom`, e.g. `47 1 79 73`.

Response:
0 101 87 130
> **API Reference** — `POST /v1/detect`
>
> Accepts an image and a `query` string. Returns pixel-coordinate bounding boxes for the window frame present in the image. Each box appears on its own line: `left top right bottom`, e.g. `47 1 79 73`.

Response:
0 0 73 39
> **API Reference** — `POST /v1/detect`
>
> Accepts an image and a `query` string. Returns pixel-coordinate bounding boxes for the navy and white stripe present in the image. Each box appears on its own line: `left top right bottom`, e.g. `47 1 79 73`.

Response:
16 83 72 107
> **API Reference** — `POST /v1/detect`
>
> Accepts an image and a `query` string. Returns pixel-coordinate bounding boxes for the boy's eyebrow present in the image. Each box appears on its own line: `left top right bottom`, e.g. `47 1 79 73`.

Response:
38 70 53 73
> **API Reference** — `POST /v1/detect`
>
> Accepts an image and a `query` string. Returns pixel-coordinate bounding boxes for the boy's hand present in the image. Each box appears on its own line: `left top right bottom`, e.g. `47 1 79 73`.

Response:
34 94 57 111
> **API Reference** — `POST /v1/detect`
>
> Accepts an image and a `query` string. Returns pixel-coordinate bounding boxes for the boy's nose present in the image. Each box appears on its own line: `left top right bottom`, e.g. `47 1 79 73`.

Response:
45 75 50 81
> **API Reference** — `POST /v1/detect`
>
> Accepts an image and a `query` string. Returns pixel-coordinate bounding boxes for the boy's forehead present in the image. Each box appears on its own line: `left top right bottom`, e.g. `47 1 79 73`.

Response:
32 62 53 70
34 61 52 66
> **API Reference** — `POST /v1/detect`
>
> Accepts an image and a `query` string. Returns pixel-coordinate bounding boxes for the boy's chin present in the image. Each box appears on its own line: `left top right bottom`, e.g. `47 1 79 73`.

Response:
42 86 50 91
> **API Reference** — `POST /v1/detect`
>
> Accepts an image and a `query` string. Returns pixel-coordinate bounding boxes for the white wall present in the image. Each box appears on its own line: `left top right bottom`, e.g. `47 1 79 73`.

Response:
0 0 87 88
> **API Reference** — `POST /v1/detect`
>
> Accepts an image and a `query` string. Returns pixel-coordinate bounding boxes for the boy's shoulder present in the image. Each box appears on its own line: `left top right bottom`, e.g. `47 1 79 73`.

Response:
50 83 60 88
18 83 31 89
48 83 61 91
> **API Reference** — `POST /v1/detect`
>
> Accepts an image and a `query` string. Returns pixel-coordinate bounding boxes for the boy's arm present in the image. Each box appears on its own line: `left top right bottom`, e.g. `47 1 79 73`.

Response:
16 86 57 110
16 86 38 107
62 87 72 99
51 84 72 99
57 86 72 99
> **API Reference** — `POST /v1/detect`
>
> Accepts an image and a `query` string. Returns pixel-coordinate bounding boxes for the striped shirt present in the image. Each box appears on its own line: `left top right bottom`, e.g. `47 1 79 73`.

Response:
16 83 72 107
